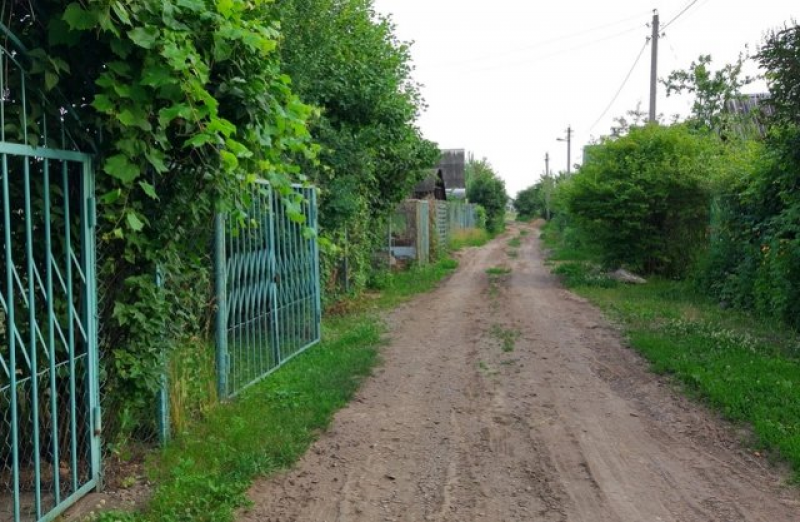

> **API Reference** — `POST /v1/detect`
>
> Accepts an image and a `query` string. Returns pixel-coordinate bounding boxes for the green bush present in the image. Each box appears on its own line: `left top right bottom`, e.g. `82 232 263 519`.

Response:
696 129 800 328
563 124 714 277
693 26 800 329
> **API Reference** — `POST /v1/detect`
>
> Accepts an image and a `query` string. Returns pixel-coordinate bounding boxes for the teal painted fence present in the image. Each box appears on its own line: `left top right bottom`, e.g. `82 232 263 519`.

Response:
0 42 100 522
434 200 480 248
215 182 321 398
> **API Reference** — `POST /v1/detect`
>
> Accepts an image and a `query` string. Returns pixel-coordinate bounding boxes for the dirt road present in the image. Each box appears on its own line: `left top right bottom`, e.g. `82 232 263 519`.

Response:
241 223 800 522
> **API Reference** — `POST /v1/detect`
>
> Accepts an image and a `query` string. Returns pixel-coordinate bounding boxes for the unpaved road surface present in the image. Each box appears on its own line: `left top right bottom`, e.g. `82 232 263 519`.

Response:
241 223 800 522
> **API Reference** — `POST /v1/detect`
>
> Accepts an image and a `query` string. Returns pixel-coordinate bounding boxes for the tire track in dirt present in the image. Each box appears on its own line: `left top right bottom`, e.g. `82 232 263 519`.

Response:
239 223 800 522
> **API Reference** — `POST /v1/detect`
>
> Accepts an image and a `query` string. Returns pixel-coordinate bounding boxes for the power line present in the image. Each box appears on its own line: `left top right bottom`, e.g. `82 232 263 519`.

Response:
421 10 653 70
589 39 651 133
662 0 701 30
465 22 647 75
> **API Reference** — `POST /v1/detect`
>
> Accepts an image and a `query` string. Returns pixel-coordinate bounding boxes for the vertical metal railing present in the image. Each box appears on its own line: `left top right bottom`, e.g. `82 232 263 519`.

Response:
215 183 321 399
1 37 99 522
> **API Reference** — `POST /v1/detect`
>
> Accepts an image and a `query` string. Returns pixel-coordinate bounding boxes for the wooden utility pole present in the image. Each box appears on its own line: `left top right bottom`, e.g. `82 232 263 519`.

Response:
557 126 573 175
649 11 660 123
545 152 550 177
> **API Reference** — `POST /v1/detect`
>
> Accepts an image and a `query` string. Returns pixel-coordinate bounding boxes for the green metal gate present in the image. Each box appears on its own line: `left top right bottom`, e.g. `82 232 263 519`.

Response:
215 182 321 398
1 44 100 522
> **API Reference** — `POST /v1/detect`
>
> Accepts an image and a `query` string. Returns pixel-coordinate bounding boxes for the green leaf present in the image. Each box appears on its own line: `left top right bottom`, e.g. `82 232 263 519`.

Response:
206 118 236 137
111 1 132 25
225 139 253 158
177 0 205 12
302 227 317 240
118 108 152 131
44 71 59 91
158 104 192 126
142 65 176 88
128 27 160 49
213 38 233 62
110 38 134 58
100 189 122 204
63 3 97 30
139 181 159 200
162 41 192 70
185 133 216 148
104 155 140 184
126 211 145 232
216 0 234 18
145 149 169 174
107 61 132 77
92 94 114 113
220 150 238 171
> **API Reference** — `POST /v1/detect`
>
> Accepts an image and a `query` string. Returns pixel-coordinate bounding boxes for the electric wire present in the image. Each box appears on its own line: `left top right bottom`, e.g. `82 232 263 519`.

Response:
662 0 701 30
421 10 653 69
464 22 647 75
589 39 650 133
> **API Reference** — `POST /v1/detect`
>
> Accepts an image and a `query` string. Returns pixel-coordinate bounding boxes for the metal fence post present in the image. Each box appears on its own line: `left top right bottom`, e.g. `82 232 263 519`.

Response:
311 189 322 333
343 226 350 293
214 212 229 400
155 265 169 445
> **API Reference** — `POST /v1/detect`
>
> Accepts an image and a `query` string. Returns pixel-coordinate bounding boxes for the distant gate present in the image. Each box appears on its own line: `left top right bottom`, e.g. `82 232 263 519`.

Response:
1 44 100 522
215 182 321 398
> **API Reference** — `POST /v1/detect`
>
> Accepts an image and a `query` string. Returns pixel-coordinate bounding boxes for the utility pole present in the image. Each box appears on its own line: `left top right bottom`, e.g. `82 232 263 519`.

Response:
566 126 572 175
649 10 660 123
557 126 573 175
544 152 550 177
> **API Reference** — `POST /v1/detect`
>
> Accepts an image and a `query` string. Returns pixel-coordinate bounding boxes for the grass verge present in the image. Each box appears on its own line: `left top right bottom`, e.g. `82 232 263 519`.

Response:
543 222 800 479
449 228 491 249
98 257 459 522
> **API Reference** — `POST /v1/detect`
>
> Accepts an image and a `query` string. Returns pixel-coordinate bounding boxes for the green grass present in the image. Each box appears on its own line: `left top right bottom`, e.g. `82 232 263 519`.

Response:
370 257 459 309
449 228 491 249
99 259 459 522
490 324 520 353
508 237 522 248
486 266 512 276
544 222 800 479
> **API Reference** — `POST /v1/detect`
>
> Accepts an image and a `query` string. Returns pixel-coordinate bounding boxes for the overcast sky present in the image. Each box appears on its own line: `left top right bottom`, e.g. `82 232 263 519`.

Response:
372 0 798 196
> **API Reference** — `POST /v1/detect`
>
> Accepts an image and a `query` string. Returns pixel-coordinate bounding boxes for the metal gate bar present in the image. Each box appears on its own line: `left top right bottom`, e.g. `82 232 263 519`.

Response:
1 38 99 522
215 183 320 399
1 146 98 522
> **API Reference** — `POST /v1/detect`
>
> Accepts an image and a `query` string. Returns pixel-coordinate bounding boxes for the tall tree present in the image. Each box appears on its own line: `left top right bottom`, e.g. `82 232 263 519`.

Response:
274 0 439 291
662 54 754 133
466 158 508 233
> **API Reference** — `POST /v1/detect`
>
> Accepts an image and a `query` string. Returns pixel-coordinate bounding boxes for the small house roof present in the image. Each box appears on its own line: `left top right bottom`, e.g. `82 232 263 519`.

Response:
439 149 466 190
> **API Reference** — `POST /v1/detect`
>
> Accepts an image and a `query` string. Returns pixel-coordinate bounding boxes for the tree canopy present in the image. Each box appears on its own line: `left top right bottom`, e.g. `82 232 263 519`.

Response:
466 158 508 234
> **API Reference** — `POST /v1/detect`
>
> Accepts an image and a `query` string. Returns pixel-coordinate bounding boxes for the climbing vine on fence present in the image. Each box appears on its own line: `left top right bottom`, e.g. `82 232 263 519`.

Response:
9 0 317 438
